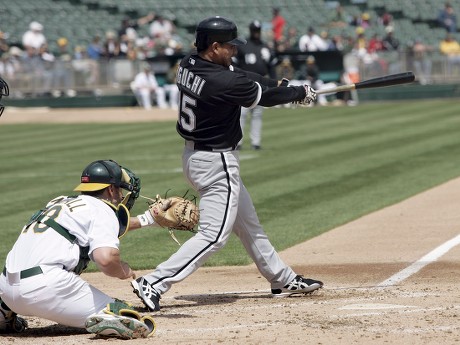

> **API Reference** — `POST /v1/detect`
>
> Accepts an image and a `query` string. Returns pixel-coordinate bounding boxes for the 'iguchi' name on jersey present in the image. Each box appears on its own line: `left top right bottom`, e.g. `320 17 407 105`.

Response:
176 66 206 96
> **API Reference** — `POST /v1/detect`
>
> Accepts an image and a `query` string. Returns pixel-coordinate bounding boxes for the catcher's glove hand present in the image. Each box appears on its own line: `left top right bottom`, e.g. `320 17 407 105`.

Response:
146 194 199 245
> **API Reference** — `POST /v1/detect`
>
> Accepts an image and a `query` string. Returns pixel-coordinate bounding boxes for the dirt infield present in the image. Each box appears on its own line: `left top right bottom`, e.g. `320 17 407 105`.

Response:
2 107 459 344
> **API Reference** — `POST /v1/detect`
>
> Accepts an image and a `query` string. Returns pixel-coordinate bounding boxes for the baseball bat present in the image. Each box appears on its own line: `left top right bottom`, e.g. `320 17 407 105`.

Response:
316 71 415 95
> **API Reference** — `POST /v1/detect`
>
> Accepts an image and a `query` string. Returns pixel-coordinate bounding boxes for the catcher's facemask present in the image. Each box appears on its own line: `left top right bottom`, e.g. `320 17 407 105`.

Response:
0 77 10 117
120 166 140 210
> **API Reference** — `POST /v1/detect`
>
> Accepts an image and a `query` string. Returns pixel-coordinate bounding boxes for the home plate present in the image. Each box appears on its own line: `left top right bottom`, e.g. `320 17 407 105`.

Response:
339 303 416 310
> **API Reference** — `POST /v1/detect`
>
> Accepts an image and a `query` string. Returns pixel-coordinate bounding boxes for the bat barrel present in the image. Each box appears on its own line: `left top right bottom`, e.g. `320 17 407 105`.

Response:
315 71 415 95
355 72 415 90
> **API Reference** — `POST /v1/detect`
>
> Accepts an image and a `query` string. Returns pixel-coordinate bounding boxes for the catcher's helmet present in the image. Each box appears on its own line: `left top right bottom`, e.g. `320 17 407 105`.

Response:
0 77 10 117
74 160 135 193
195 16 246 51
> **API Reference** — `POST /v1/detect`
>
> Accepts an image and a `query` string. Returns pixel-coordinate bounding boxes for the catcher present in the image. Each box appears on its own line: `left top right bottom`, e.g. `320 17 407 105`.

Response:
0 159 197 339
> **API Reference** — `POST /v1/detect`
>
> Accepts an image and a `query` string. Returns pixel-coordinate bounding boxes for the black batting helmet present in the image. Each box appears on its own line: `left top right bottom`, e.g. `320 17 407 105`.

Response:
249 20 262 32
0 77 9 117
195 16 246 51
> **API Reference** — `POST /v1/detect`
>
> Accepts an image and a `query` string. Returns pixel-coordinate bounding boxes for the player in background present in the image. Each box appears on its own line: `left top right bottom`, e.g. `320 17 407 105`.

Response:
233 20 278 150
131 16 323 313
0 160 159 339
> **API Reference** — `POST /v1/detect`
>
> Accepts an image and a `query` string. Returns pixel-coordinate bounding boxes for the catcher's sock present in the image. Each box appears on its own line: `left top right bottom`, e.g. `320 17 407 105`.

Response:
271 275 323 298
131 278 161 312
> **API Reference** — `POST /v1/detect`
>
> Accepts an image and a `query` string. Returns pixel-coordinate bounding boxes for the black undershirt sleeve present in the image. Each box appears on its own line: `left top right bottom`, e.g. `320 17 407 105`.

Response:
233 67 278 87
232 65 306 107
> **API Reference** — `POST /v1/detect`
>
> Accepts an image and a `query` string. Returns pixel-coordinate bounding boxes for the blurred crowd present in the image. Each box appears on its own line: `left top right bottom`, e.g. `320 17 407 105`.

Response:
0 2 459 100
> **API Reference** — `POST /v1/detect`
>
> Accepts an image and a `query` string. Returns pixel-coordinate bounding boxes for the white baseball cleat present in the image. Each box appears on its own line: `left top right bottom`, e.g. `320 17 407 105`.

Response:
131 277 161 311
271 275 323 298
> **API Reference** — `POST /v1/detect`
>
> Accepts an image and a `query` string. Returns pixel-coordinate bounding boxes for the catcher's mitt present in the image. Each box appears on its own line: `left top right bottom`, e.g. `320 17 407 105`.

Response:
146 194 199 244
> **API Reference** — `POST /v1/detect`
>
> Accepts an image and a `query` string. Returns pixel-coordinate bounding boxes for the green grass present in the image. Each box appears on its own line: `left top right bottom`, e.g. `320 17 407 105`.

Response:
1 99 460 270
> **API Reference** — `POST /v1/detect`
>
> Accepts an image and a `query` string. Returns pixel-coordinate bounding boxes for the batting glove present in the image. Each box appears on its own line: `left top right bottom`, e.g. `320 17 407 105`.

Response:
299 84 317 105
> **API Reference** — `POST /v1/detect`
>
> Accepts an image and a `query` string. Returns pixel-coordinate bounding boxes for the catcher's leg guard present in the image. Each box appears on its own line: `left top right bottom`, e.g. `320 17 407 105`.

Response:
85 300 156 339
0 298 28 333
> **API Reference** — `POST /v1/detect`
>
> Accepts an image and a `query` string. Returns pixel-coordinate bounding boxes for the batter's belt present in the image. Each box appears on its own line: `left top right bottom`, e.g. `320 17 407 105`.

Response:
185 140 237 152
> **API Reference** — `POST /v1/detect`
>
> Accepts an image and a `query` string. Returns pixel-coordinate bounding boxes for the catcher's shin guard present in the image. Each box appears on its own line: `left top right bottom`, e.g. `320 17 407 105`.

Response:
85 300 156 339
0 299 28 333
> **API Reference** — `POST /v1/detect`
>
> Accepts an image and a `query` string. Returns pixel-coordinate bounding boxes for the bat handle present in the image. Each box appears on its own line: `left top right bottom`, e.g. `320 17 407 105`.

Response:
316 84 355 95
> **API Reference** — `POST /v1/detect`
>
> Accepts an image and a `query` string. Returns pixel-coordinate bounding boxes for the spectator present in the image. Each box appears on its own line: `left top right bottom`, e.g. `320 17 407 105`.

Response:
350 37 386 78
349 14 361 27
379 11 393 28
284 27 299 50
0 53 16 86
382 26 400 51
87 35 103 60
329 4 350 28
38 43 55 96
275 57 295 81
367 33 383 53
298 26 328 52
117 12 155 39
130 63 166 110
330 35 345 51
85 36 103 86
3 47 23 97
271 7 286 51
0 31 9 57
22 22 46 51
411 39 433 85
320 30 337 50
360 12 371 29
102 31 121 60
438 2 457 33
355 27 367 50
294 55 335 106
149 14 175 45
20 46 43 96
53 37 75 97
439 32 460 74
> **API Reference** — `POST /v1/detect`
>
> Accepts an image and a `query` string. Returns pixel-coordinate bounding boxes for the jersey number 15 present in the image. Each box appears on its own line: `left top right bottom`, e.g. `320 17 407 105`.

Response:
179 93 196 132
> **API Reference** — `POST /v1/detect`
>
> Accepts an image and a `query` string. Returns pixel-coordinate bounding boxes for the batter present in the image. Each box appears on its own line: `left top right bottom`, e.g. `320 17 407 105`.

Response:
132 16 322 312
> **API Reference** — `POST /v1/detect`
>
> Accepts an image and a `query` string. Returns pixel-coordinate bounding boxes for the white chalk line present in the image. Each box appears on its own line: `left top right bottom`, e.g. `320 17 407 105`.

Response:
154 234 460 335
377 233 460 287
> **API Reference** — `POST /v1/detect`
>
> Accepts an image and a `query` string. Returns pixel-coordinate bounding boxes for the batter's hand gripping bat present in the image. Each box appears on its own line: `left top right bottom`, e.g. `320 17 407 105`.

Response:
316 71 415 95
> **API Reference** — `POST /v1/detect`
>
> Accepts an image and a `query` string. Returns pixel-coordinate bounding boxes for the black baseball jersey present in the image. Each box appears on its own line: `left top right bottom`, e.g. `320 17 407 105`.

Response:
234 39 277 78
176 52 306 149
176 52 262 149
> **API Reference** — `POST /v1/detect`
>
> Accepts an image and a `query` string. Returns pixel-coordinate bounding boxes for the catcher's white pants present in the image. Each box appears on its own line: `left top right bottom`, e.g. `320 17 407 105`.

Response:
239 105 264 147
142 147 296 294
0 265 113 328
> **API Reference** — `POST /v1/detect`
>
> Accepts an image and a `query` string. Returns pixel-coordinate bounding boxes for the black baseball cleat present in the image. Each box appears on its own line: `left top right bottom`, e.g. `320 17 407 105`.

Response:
271 275 323 298
131 277 161 312
252 145 261 150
